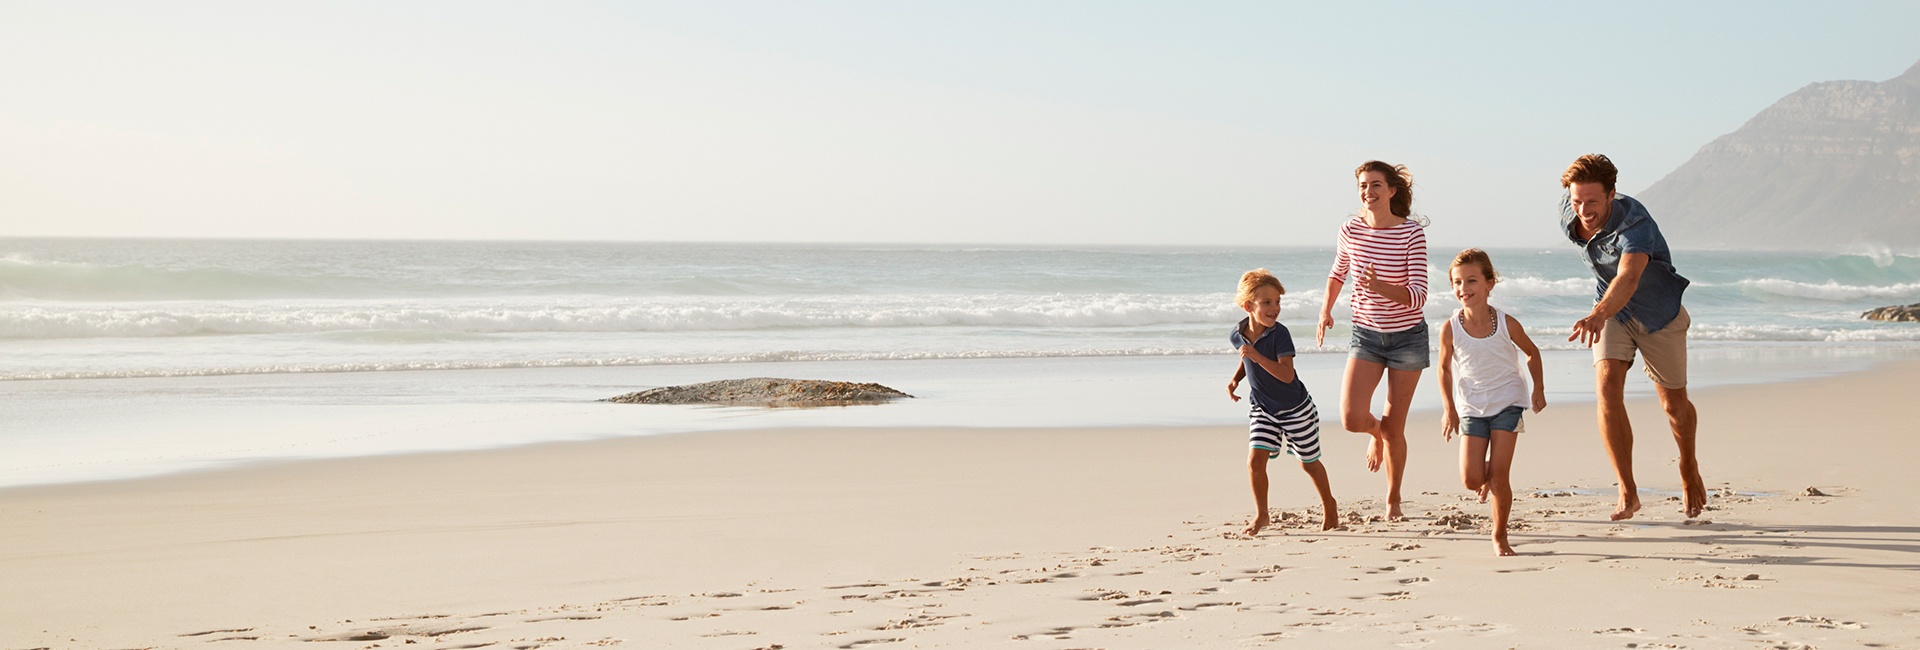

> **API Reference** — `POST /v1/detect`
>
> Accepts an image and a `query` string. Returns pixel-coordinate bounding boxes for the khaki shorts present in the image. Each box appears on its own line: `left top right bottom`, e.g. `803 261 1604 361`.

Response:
1594 306 1689 389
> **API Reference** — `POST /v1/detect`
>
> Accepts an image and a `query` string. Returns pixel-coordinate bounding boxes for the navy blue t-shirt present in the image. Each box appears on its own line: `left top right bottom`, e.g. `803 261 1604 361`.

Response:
1230 318 1310 413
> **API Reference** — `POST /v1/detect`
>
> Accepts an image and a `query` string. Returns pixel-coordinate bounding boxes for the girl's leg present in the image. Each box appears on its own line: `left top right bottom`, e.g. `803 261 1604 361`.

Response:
1245 448 1272 536
1488 429 1520 556
1380 367 1423 521
1340 358 1389 472
1459 433 1490 497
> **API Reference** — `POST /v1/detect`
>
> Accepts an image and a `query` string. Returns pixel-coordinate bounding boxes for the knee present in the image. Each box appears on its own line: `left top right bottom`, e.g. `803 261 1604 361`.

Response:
1339 410 1373 433
1462 476 1483 491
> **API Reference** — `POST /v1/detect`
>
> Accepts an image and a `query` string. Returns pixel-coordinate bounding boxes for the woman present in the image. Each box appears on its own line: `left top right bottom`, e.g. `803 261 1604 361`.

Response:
1318 160 1430 522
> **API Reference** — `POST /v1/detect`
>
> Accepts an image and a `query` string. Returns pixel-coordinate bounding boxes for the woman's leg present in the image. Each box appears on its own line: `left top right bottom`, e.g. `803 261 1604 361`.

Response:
1379 367 1423 521
1340 358 1389 472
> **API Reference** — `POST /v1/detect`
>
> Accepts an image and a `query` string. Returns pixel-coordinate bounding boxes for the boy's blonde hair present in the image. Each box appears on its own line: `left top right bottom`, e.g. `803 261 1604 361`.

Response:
1235 268 1286 307
1449 248 1499 283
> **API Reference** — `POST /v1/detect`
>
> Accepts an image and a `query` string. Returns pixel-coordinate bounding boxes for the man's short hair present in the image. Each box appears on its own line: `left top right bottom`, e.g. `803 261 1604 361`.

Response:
1561 154 1618 194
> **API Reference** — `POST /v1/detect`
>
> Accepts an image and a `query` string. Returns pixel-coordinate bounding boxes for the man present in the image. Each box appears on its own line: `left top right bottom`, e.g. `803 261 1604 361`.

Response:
1560 154 1703 521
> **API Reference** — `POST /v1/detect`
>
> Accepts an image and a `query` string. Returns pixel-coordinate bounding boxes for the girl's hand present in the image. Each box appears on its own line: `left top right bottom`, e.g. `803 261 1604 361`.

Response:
1315 310 1334 347
1532 389 1548 413
1227 377 1241 402
1441 412 1460 441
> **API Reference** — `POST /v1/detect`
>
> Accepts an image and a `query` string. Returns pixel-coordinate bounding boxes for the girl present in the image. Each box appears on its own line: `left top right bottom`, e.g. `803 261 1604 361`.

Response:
1317 161 1428 522
1437 249 1546 556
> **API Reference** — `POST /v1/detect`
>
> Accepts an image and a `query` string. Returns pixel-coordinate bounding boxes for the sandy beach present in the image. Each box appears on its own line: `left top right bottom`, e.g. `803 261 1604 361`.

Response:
4 360 1918 649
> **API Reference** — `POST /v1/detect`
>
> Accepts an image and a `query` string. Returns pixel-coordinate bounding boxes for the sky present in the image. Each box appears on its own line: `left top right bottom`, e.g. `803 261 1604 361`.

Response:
1 1 1916 248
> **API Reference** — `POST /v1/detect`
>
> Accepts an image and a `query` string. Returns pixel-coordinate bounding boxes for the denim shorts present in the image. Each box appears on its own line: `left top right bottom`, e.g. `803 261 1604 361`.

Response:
1349 322 1431 371
1462 405 1526 438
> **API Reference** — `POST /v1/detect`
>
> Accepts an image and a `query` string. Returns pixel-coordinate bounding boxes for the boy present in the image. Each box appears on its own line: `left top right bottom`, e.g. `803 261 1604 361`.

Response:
1228 269 1340 534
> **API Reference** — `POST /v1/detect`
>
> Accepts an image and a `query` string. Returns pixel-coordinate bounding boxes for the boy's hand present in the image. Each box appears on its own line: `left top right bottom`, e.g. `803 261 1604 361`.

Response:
1239 343 1259 359
1315 310 1333 347
1441 412 1460 441
1532 389 1548 413
1227 377 1241 402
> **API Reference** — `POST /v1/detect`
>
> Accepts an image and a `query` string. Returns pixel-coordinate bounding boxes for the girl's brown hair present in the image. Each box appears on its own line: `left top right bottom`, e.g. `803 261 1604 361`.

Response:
1449 248 1499 282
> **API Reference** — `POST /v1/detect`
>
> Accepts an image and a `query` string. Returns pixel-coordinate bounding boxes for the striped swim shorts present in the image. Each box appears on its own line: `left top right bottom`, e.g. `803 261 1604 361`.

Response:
1249 398 1322 463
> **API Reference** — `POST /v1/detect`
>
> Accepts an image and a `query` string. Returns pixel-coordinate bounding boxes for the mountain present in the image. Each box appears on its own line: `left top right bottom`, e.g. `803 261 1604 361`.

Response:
1637 59 1920 251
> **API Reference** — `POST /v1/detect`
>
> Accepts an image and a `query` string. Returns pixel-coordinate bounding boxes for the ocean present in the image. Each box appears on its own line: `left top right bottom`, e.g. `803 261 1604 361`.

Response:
3 238 1917 487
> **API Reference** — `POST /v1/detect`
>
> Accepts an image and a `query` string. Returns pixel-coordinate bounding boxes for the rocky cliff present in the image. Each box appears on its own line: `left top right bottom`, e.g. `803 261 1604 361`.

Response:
1638 60 1920 251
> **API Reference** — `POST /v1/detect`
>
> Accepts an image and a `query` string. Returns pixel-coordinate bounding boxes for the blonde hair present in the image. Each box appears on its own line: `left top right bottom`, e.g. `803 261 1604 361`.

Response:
1235 268 1286 307
1449 248 1499 283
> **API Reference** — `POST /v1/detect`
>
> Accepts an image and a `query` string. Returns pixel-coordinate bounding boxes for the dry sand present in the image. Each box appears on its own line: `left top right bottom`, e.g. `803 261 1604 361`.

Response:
3 361 1918 648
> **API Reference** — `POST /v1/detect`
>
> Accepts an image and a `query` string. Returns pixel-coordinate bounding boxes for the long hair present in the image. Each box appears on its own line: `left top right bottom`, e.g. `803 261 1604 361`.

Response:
1354 160 1414 218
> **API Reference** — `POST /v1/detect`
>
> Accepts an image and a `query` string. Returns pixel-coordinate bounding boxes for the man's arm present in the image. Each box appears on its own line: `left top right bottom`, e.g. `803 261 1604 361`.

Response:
1570 252 1649 346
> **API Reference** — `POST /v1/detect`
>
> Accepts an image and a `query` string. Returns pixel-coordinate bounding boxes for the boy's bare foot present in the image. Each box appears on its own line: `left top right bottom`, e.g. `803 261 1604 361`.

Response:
1365 433 1385 473
1610 492 1641 521
1386 501 1404 522
1494 535 1516 556
1243 511 1270 537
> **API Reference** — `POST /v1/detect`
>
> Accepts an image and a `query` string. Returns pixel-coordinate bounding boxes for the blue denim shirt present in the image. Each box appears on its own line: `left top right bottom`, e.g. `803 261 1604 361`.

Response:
1560 192 1690 333
1230 318 1309 413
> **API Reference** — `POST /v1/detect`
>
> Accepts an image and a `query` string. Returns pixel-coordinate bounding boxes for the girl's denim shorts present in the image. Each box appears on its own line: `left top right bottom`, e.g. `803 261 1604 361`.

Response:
1462 405 1526 438
1349 321 1431 371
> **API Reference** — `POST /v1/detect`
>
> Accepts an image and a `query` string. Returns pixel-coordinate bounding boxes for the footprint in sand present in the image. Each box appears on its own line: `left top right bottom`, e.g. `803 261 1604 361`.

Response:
1398 576 1431 584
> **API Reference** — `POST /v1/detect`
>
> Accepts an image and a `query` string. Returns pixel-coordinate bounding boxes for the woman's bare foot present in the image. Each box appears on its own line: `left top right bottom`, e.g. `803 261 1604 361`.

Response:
1476 483 1491 504
1244 511 1271 537
1610 492 1642 521
1386 501 1404 522
1494 535 1516 556
1365 432 1385 473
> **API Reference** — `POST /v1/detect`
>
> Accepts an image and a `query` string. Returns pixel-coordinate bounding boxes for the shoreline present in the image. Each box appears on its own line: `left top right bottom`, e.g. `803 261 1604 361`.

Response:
4 360 1918 646
4 346 1909 491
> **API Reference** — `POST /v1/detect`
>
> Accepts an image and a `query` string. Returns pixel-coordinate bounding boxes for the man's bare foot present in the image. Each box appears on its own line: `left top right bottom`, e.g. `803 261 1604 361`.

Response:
1365 433 1385 473
1683 475 1708 518
1386 501 1404 522
1243 511 1270 537
1494 535 1516 556
1610 492 1641 521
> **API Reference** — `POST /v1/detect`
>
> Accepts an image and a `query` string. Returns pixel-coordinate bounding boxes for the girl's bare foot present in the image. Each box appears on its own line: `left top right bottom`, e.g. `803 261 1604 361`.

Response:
1244 511 1271 537
1365 432 1385 473
1494 535 1516 556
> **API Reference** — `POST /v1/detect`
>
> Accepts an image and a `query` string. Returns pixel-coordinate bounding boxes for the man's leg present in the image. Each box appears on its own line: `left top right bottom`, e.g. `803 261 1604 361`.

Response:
1596 359 1639 520
1656 384 1704 518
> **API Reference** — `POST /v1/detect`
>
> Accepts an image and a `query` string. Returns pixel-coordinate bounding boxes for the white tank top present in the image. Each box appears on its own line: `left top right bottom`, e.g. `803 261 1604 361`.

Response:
1447 307 1531 417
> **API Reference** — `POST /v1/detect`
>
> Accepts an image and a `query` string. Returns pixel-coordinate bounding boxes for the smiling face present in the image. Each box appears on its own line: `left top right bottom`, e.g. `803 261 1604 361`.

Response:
1450 262 1494 309
1357 170 1395 212
1567 181 1614 236
1242 285 1282 328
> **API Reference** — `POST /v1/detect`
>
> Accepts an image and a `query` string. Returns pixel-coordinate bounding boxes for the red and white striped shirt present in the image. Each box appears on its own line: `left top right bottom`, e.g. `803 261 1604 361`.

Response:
1328 215 1429 333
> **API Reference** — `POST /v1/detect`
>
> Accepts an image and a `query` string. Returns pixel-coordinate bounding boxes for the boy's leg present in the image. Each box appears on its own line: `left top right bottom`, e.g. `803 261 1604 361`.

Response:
1245 448 1272 536
1380 367 1422 521
1488 429 1520 556
1339 359 1389 472
1299 460 1340 531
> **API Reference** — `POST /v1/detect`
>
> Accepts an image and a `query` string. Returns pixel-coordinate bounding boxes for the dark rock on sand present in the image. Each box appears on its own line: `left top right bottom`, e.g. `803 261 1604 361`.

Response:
1863 303 1920 322
602 378 912 407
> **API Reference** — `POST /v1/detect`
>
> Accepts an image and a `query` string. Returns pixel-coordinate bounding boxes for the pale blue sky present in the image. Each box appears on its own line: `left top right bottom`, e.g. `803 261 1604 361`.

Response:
1 1 1915 247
